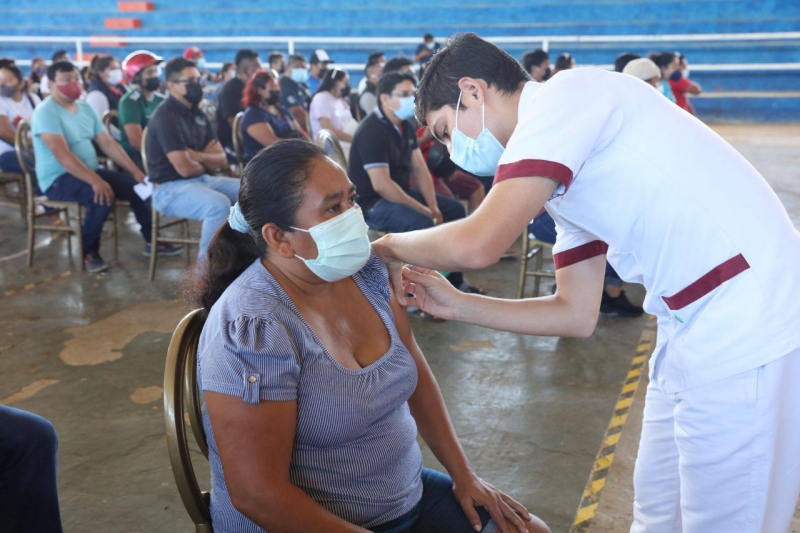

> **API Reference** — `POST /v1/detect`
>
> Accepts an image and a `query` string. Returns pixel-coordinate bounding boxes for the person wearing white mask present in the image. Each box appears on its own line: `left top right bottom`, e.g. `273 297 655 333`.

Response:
84 55 126 139
191 139 548 533
279 54 312 134
372 33 800 532
349 71 482 296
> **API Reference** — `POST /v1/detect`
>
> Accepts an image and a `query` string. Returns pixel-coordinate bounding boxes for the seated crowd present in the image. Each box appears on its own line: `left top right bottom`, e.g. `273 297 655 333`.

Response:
0 32 707 533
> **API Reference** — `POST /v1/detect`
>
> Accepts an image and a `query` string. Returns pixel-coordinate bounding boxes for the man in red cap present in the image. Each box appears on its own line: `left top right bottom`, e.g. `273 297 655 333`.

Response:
118 49 164 167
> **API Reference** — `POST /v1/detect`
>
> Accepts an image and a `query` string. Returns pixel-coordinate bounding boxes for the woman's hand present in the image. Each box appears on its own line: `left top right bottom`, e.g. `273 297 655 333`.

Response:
452 471 533 533
401 266 462 321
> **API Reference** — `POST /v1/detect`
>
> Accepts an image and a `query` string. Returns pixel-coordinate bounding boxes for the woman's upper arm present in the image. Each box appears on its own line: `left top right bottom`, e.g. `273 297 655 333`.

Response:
205 393 298 498
246 121 279 147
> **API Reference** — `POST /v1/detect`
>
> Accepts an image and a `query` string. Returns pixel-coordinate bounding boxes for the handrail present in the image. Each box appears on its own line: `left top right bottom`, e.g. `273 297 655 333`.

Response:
3 32 799 72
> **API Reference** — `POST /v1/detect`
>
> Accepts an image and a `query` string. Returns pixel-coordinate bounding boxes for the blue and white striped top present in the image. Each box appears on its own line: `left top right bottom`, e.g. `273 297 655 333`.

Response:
197 252 423 532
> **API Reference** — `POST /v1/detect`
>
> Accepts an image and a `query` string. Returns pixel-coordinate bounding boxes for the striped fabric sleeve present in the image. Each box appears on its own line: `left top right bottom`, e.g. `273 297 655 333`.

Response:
201 316 300 404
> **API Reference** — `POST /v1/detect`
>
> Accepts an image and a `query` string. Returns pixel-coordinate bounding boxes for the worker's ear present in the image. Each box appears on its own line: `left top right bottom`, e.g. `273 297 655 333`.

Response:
457 77 485 106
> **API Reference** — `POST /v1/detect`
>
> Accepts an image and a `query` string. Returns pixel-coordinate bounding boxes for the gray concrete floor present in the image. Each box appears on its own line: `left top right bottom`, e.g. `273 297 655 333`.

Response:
0 124 797 533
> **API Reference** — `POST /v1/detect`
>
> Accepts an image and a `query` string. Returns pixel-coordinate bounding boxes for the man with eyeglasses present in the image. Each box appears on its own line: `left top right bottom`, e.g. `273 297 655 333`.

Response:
349 71 480 294
145 57 239 260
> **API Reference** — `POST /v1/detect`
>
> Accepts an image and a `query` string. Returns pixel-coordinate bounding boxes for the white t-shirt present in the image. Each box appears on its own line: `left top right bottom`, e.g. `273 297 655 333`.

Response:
0 92 41 154
309 90 355 139
496 70 800 392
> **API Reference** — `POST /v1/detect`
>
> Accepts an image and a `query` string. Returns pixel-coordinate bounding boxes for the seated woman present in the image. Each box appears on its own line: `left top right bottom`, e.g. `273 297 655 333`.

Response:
309 68 358 159
192 140 549 533
85 55 126 139
240 69 309 164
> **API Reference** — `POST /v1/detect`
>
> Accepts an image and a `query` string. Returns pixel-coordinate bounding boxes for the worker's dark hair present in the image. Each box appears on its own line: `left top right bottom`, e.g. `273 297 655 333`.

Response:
268 51 284 65
415 33 530 126
288 54 306 66
164 57 196 82
189 140 326 314
367 51 385 66
423 33 434 42
46 61 76 82
522 49 549 73
614 52 640 73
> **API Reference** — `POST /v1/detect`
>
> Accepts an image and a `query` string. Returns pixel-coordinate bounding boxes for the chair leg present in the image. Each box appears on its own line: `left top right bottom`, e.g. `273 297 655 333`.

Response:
516 230 530 299
183 220 191 267
76 205 85 271
26 204 36 268
112 203 119 261
148 208 159 281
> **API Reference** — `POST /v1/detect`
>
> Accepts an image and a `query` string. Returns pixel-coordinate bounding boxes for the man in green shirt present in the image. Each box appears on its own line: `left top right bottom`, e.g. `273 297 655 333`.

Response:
119 50 165 167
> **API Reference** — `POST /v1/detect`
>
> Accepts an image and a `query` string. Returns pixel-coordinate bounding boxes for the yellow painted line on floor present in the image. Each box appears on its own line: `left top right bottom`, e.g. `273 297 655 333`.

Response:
570 315 656 533
1 271 71 300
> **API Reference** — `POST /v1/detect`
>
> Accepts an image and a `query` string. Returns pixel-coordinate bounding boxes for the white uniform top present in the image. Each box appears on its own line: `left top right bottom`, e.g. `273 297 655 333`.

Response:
495 69 800 392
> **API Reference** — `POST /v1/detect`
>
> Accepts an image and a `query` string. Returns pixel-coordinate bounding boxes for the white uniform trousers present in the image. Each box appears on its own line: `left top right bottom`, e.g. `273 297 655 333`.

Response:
631 347 800 532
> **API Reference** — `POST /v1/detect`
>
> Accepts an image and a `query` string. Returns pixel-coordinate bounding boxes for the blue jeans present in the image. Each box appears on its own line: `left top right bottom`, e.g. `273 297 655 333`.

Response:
365 189 467 233
45 169 153 257
371 468 496 533
0 150 22 173
0 406 63 533
151 175 240 259
530 212 622 287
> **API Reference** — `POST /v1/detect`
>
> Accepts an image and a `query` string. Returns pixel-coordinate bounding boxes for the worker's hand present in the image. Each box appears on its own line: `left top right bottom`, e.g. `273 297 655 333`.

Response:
431 206 444 226
92 178 115 206
372 236 407 305
401 265 461 321
452 470 533 533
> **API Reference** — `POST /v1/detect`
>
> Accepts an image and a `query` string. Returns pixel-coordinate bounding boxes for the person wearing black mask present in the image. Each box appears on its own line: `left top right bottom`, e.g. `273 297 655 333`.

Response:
240 69 309 164
118 49 164 166
145 57 239 260
308 68 357 158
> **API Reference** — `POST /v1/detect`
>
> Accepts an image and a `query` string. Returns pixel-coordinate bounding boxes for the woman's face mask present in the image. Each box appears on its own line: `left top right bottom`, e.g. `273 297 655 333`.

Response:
106 68 124 86
290 67 309 84
291 207 371 283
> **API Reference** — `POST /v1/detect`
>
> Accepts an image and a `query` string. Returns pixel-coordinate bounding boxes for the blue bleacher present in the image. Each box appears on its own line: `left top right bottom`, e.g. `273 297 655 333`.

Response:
1 0 798 122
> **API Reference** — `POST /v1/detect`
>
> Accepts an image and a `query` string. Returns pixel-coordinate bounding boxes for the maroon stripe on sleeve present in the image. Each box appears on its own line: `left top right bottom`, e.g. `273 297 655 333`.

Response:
494 159 573 188
662 254 750 311
553 241 609 270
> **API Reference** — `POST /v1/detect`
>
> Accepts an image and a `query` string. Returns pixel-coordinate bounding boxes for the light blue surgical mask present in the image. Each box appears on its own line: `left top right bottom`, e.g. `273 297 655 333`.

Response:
449 90 506 177
395 96 415 120
291 67 310 84
196 57 207 70
291 207 371 282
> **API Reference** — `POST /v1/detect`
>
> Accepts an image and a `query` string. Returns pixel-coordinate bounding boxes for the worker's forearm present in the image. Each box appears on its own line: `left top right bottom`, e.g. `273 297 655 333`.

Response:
455 292 594 337
106 142 143 179
378 221 476 272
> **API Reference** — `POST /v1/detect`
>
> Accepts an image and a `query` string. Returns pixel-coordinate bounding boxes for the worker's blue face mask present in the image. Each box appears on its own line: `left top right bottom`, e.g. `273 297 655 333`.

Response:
449 90 505 177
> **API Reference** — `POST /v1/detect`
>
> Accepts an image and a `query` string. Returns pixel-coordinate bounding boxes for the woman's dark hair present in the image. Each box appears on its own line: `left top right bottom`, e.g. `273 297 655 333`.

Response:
88 55 116 81
241 68 275 108
309 68 348 109
415 32 530 125
0 64 24 83
190 139 327 313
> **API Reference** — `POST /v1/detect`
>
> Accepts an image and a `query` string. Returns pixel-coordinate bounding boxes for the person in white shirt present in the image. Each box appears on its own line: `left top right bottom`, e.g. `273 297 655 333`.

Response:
84 55 126 139
309 68 357 158
0 63 40 173
373 33 800 533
